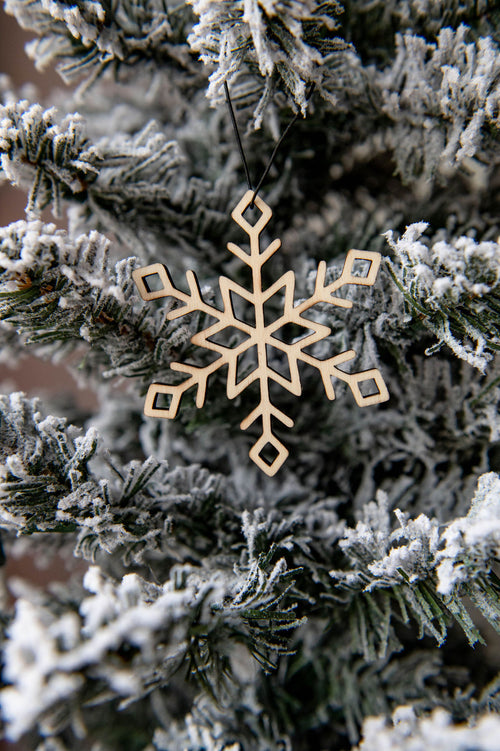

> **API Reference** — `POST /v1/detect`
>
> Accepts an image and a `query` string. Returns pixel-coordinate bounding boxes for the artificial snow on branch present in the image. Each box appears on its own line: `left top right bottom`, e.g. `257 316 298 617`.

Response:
0 101 99 215
355 705 500 751
0 392 227 563
376 25 500 182
2 392 499 659
330 483 500 655
4 0 197 87
386 223 500 371
0 220 196 385
2 533 303 742
187 0 347 125
1 3 499 749
0 101 234 261
1 392 499 747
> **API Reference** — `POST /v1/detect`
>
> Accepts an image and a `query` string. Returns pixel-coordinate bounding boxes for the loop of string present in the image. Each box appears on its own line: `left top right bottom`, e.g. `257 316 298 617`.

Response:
224 81 315 207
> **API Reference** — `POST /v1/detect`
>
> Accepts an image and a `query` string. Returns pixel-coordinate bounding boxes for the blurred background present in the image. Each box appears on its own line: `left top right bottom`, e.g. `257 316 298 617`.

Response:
0 7 94 406
0 6 55 224
0 17 90 751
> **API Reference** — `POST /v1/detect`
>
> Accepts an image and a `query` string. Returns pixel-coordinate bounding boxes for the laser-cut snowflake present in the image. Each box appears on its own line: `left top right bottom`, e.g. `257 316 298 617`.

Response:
133 190 389 476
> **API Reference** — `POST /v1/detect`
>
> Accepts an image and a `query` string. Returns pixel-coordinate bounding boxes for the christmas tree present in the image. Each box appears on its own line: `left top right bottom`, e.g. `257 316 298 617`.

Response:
0 1 500 749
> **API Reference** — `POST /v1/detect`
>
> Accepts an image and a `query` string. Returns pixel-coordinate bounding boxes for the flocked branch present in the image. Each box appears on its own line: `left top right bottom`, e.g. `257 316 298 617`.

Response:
386 223 500 372
4 0 197 87
0 101 234 261
0 219 195 385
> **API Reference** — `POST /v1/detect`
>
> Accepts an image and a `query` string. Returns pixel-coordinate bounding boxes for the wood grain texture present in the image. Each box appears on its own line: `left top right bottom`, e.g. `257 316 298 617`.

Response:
133 190 389 476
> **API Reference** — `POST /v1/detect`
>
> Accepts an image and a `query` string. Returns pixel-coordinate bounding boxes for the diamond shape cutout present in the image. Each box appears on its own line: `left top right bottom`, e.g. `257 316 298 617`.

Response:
231 192 272 236
249 433 289 477
349 369 389 407
132 263 174 300
144 384 182 418
340 249 381 286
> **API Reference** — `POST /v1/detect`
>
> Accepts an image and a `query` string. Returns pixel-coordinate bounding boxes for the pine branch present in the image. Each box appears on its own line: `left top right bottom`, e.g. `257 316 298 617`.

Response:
1 395 499 747
385 223 500 372
2 551 302 741
187 0 348 125
4 0 197 87
5 4 499 192
0 220 197 385
342 0 500 65
272 641 471 746
377 26 500 183
0 101 235 262
354 705 500 751
0 392 99 534
0 393 305 608
0 102 99 215
5 391 497 650
0 392 227 560
188 9 500 189
329 482 500 656
154 691 287 751
153 648 497 751
0 398 306 742
310 24 500 185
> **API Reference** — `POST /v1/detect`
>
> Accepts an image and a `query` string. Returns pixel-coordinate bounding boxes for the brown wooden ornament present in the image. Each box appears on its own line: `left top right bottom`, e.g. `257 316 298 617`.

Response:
132 190 389 476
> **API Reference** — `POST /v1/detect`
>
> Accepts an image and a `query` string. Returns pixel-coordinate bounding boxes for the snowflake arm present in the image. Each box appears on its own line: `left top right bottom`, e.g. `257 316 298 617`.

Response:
133 190 389 476
290 252 390 407
131 262 256 415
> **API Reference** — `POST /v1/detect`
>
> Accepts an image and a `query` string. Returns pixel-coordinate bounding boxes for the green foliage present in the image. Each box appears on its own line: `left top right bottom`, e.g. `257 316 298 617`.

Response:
0 393 222 561
386 223 500 371
1 1 500 750
0 391 499 748
342 0 500 62
2 558 302 741
0 101 234 260
0 391 156 537
0 101 98 214
0 392 97 533
4 0 196 86
0 219 189 385
188 0 347 124
329 489 500 656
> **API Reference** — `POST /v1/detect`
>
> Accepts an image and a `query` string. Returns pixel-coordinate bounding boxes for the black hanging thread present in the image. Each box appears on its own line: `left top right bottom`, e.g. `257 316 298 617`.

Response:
224 81 253 193
224 81 315 207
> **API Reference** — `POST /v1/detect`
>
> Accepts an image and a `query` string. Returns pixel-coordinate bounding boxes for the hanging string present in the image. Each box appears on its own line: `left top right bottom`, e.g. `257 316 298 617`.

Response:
224 82 316 207
224 81 253 191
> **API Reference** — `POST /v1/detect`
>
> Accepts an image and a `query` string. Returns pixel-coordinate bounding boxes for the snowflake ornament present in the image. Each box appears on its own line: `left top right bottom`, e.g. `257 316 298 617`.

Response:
133 191 389 476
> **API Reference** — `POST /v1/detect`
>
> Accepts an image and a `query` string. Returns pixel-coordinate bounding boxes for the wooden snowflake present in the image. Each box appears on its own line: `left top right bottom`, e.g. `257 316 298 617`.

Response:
132 190 389 476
